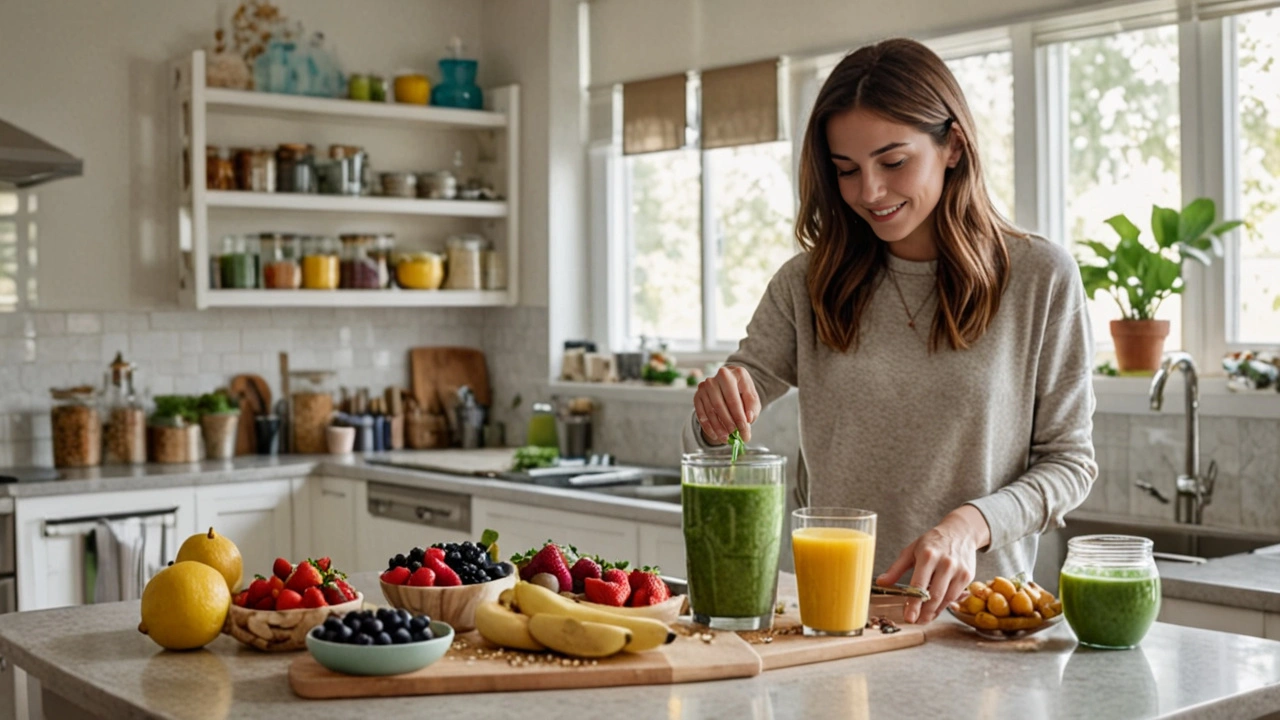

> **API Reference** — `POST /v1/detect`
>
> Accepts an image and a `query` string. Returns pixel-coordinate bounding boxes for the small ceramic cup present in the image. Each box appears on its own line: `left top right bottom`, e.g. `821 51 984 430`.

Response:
326 425 356 454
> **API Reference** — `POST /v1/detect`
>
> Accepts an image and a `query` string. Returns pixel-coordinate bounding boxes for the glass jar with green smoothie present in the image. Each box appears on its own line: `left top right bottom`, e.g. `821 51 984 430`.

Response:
1060 535 1161 649
682 449 786 630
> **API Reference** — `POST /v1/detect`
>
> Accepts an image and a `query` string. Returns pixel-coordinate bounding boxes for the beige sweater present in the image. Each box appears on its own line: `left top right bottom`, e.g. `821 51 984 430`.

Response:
684 236 1098 581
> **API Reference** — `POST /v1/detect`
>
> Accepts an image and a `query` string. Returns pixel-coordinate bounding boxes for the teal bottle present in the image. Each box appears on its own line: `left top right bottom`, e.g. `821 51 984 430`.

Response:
431 58 483 109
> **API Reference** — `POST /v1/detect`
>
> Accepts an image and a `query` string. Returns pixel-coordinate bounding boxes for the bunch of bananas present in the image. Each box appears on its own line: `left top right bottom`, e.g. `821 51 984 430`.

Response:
474 581 676 658
957 576 1062 631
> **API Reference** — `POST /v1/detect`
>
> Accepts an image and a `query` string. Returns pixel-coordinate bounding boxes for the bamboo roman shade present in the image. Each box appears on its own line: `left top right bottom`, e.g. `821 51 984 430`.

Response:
700 59 781 150
622 74 687 156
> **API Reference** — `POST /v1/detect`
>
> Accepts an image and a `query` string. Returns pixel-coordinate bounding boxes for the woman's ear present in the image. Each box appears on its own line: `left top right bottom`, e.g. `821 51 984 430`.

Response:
946 125 965 168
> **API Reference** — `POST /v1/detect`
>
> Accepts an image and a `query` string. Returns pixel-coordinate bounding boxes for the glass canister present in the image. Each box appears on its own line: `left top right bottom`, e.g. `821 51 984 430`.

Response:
276 143 316 193
394 251 444 290
291 370 336 454
416 170 457 199
682 449 787 630
102 352 146 465
206 146 236 190
218 234 260 289
261 233 302 289
1060 535 1161 649
369 74 388 102
234 147 276 192
50 386 102 468
301 236 340 289
525 402 559 449
443 233 485 290
371 234 395 288
339 234 382 289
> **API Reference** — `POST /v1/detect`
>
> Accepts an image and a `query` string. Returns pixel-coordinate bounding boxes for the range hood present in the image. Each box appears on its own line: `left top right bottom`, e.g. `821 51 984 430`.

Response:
0 119 83 188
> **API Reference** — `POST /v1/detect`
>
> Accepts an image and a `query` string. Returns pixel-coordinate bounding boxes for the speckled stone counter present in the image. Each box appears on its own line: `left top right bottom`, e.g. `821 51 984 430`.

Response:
1159 553 1280 613
1 573 1279 720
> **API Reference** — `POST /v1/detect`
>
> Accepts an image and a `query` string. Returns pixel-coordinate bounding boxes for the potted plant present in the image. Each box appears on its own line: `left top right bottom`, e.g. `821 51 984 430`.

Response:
1077 197 1242 373
198 391 241 460
149 395 202 464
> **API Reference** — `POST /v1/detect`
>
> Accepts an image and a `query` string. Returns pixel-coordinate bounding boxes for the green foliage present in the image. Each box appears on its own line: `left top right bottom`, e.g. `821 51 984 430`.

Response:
151 395 200 425
512 445 559 471
1076 198 1243 320
197 391 238 416
727 429 746 464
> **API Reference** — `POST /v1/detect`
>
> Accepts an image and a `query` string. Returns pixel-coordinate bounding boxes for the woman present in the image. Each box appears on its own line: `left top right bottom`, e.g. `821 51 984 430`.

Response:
686 38 1097 624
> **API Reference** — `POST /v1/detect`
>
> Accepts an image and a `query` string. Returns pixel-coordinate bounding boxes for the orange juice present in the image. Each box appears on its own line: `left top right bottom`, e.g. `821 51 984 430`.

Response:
792 526 875 633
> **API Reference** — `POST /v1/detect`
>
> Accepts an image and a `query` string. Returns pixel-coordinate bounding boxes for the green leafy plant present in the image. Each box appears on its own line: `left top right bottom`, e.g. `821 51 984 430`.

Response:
197 390 239 416
151 395 200 425
512 445 559 471
727 429 746 464
1076 198 1242 320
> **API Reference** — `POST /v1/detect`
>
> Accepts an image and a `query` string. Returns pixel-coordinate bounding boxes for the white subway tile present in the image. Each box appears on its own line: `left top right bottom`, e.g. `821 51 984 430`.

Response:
66 313 102 334
223 354 263 373
199 355 221 373
332 348 354 368
201 329 241 353
130 331 181 361
100 334 130 362
180 332 203 355
34 313 66 336
241 327 291 353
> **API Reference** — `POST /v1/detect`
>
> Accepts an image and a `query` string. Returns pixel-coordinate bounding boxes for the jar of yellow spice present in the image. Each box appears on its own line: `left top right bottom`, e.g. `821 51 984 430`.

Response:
301 236 340 290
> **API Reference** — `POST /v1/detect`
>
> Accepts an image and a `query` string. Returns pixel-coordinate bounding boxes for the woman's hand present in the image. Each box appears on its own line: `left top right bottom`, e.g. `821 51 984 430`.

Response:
876 505 991 624
693 366 761 444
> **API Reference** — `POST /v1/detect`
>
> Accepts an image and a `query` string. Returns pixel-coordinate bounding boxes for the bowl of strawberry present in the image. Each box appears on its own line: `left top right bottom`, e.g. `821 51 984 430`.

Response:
379 531 516 633
224 556 363 652
513 541 687 624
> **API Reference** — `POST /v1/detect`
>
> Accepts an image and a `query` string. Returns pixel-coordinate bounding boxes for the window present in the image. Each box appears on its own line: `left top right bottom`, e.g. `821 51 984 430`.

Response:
1233 7 1280 345
946 51 1016 220
623 142 795 352
0 190 34 311
1056 25 1183 349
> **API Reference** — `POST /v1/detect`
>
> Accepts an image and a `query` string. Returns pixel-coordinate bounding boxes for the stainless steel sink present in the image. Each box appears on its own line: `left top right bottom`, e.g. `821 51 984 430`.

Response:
576 469 682 504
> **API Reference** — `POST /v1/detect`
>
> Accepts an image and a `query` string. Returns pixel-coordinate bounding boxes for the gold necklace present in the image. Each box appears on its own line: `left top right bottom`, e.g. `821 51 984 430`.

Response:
887 271 935 330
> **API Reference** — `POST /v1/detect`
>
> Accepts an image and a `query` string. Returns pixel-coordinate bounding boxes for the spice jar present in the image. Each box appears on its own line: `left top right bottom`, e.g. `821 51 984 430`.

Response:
291 370 336 454
206 146 236 190
276 143 316 193
218 234 260 289
102 352 146 465
443 233 486 290
380 172 417 198
51 386 102 468
339 234 383 289
319 145 365 196
261 233 302 289
1060 535 1161 649
369 74 388 102
348 73 371 101
234 147 276 192
417 170 457 199
301 236 340 290
371 234 395 288
395 251 444 290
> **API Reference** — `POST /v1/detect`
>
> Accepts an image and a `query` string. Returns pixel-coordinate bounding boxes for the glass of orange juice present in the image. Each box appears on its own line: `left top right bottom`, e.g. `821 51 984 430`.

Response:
791 507 877 636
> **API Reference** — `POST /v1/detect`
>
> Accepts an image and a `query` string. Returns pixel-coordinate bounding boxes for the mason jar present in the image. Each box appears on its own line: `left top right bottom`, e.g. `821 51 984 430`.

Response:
301 236 340 290
1060 535 1161 649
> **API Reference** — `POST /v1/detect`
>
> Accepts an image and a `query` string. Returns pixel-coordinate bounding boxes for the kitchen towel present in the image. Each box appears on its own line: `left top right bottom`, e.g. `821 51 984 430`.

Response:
90 517 159 603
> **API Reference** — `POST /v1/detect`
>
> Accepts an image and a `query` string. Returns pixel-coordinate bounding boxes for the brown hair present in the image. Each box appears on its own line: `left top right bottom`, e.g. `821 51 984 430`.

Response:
796 37 1025 352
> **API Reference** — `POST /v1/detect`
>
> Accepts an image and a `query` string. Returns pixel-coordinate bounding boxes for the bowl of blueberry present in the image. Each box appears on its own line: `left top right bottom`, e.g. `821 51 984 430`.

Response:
379 531 516 633
306 609 454 676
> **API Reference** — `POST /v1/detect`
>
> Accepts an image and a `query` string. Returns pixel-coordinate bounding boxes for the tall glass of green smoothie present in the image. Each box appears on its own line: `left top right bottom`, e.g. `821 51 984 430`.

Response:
682 449 786 630
1060 535 1161 649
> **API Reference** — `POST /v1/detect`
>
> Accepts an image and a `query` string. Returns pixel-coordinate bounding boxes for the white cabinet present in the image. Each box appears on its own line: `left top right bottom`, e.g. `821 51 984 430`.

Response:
193 479 297 578
472 498 638 565
355 482 473 574
14 488 197 611
308 476 360 572
637 522 686 578
1266 612 1280 640
1158 597 1266 637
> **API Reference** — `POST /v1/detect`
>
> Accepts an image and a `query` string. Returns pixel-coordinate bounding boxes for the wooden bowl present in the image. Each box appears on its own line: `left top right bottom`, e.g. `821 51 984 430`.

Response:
380 573 517 632
223 593 363 652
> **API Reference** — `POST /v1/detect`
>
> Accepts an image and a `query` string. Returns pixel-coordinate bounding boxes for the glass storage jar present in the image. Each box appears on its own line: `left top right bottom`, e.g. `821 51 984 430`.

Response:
371 234 395 288
394 251 444 290
443 233 486 290
1060 535 1161 649
102 352 145 465
206 146 236 190
276 143 316 193
261 233 301 289
338 234 382 289
218 234 260 289
291 370 336 454
301 236 340 290
234 147 276 192
50 386 102 468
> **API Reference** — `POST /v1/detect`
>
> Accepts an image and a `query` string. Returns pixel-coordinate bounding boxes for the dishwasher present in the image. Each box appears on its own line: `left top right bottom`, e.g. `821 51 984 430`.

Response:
360 483 474 572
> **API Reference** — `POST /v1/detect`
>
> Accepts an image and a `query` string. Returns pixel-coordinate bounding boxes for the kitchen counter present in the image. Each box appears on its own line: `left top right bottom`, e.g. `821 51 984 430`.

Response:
1158 552 1280 613
1 573 1279 719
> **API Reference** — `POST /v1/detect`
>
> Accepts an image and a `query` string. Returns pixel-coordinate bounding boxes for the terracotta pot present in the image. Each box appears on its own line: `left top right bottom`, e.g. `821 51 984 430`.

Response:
1110 320 1170 373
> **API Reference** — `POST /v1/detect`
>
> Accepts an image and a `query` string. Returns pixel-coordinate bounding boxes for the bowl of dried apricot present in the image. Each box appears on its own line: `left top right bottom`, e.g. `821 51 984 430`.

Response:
947 575 1063 640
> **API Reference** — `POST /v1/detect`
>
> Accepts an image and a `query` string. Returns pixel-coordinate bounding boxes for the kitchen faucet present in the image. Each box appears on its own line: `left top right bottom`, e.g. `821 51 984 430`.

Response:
1139 352 1217 525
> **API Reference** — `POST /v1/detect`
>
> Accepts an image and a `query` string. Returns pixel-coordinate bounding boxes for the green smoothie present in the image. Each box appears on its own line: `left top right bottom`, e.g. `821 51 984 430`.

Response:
682 481 784 620
1060 567 1161 649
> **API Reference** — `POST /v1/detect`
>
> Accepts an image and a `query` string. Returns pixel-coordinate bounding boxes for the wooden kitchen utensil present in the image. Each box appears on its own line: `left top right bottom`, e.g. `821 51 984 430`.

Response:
227 374 272 456
410 347 491 413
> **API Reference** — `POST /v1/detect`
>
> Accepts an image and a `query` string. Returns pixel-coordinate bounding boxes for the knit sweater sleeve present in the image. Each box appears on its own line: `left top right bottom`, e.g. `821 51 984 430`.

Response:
683 255 804 450
966 260 1099 551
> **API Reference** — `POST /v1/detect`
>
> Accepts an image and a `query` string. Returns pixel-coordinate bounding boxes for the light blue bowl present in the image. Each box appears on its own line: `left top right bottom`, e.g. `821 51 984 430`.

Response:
305 621 454 676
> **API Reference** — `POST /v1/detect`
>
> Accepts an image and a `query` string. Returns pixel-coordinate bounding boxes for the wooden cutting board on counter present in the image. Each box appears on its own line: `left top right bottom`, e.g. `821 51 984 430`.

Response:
288 600 924 699
372 448 518 476
227 374 271 456
410 347 490 413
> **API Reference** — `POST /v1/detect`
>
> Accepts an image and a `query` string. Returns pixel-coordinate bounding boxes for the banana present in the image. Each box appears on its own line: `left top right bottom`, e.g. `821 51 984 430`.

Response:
474 601 546 652
498 588 517 609
526 614 631 659
514 582 675 652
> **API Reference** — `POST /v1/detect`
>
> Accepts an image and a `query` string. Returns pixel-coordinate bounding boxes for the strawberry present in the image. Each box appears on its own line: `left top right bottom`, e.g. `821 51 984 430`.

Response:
234 590 249 607
630 573 671 607
570 557 602 594
267 575 285 597
426 557 461 586
301 586 327 609
584 574 630 607
275 588 303 610
322 583 348 605
408 567 437 587
272 557 292 581
335 578 358 602
426 547 446 562
285 560 324 593
381 566 411 585
315 556 331 573
253 595 276 611
246 577 272 605
524 544 573 594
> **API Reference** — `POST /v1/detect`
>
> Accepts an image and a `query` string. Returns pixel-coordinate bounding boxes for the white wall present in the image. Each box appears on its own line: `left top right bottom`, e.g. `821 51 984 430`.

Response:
587 0 1114 85
0 0 483 311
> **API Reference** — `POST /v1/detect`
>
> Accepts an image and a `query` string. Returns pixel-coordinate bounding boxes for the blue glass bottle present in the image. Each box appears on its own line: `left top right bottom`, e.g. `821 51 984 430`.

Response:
431 57 483 109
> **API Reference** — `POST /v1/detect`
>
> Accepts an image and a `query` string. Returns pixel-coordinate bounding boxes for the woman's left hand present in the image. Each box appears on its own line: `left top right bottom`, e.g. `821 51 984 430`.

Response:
876 505 991 624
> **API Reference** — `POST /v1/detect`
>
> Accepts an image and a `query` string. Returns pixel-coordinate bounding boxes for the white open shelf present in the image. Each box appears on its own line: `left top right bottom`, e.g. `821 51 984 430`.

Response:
206 191 508 218
172 50 520 310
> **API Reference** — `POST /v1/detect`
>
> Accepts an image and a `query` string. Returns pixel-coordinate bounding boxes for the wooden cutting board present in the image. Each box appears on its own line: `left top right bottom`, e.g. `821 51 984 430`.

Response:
410 347 490 414
748 606 925 671
227 374 271 456
373 448 518 476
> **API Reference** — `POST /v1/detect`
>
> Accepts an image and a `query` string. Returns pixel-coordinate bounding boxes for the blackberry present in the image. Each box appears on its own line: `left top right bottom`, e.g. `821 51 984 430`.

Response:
409 561 422 573
394 553 407 567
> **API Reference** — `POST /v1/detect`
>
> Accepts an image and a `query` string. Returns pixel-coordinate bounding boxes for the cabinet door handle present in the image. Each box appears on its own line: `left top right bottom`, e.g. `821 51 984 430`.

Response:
414 505 456 523
321 489 347 498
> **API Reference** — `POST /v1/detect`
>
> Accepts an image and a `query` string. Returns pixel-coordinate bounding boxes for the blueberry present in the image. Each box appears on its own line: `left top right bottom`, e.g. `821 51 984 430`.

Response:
408 561 422 573
475 571 490 583
361 619 384 635
311 627 324 638
335 624 353 640
388 557 399 571
343 614 363 629
353 633 373 646
421 627 435 641
324 617 344 632
447 550 462 562
410 630 427 642
398 609 412 623
409 546 425 561
392 628 413 644
409 616 428 632
375 632 393 646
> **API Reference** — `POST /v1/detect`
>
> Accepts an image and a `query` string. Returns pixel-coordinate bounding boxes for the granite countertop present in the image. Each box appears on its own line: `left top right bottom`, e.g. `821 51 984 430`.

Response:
1159 552 1280 613
1 573 1279 719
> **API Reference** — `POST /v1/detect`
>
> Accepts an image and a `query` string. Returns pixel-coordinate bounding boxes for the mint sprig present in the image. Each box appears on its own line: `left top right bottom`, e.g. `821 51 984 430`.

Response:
727 429 745 463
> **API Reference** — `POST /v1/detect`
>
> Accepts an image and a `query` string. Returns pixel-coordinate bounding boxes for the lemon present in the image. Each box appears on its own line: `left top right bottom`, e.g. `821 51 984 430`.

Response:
175 527 242 592
138 561 231 651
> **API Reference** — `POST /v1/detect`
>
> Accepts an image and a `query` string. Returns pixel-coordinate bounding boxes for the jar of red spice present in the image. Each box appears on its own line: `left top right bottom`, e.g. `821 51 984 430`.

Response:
261 233 301 289
339 234 382 289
